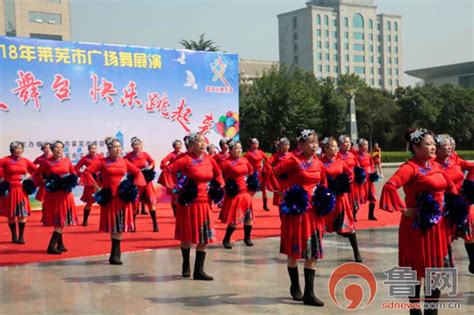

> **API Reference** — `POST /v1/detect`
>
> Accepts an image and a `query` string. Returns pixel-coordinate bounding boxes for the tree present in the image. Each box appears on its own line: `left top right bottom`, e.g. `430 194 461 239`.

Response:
179 33 219 51
319 78 347 137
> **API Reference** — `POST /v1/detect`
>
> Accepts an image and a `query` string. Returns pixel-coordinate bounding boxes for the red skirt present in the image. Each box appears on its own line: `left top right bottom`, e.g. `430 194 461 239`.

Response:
1 186 31 218
35 184 46 202
450 205 473 242
280 210 324 260
80 186 97 204
99 196 134 233
273 192 281 206
42 191 78 227
399 215 449 279
219 192 253 225
357 181 377 205
175 199 215 244
349 183 359 211
325 193 355 234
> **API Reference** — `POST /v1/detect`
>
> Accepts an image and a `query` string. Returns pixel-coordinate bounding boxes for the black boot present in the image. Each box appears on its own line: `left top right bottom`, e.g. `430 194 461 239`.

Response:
347 233 363 262
263 198 269 211
17 222 26 245
109 238 123 265
424 288 440 315
141 202 148 215
150 210 159 232
303 268 324 306
172 204 177 217
244 225 254 246
409 284 422 315
368 203 377 220
47 231 62 254
82 209 91 226
181 247 191 277
465 243 474 274
193 251 213 281
57 233 68 252
9 223 18 244
222 225 236 249
287 266 303 301
353 208 358 222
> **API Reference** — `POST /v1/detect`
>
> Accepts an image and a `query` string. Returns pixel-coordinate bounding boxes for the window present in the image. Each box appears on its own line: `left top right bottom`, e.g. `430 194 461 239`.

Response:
395 47 398 53
354 55 365 62
389 68 392 75
326 65 330 72
378 35 382 41
353 13 364 28
332 19 337 26
395 57 399 64
318 65 323 71
324 15 329 25
345 55 349 61
379 79 382 85
389 79 393 86
378 46 382 52
371 67 375 74
369 34 373 40
378 68 382 75
325 42 330 49
344 43 349 49
344 32 349 39
30 33 62 40
387 21 391 31
354 44 364 51
325 30 329 37
394 22 398 31
377 22 381 30
369 56 374 63
325 53 330 60
28 11 62 24
4 0 17 36
396 79 399 86
354 32 364 40
335 66 339 73
355 66 365 74
395 68 398 74
395 35 399 42
317 53 322 60
316 15 321 25
344 17 349 27
332 31 338 38
345 66 350 73
369 19 373 29
293 33 298 41
293 16 297 28
371 79 375 85
387 57 392 64
388 47 391 53
333 43 338 49
294 44 298 52
378 57 382 63
294 55 298 63
387 35 391 41
334 55 338 61
317 42 322 48
316 30 321 36
369 45 374 51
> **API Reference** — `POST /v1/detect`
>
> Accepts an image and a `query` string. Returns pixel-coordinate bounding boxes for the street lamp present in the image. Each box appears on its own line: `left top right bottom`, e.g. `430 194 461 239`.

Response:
345 90 358 144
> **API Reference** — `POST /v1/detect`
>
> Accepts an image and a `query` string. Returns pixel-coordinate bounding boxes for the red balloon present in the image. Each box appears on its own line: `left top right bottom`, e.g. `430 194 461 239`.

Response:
226 111 233 117
215 122 225 136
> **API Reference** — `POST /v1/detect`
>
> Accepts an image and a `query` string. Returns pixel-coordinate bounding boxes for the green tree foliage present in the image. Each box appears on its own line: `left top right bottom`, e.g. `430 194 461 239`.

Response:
179 33 219 51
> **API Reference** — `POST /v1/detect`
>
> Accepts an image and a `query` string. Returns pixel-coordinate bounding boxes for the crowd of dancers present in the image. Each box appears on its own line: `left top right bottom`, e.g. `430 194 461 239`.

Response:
0 128 473 313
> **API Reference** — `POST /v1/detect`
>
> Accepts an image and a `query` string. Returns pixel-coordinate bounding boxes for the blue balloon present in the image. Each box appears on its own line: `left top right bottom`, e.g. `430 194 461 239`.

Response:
225 117 235 128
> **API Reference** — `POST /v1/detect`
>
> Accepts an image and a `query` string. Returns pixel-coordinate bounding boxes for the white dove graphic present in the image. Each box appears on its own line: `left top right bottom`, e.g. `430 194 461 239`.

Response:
174 52 186 65
184 70 198 90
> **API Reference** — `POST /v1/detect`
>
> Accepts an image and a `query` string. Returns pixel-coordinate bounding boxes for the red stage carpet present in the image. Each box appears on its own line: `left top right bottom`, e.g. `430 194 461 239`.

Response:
0 199 399 266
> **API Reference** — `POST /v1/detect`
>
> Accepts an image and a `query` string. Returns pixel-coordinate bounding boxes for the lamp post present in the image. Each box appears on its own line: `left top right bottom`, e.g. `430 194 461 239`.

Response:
345 91 358 144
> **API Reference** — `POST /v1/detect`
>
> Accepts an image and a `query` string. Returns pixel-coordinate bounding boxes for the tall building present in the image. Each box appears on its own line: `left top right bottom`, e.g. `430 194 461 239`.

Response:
406 61 474 88
0 0 71 41
278 0 402 90
239 59 279 86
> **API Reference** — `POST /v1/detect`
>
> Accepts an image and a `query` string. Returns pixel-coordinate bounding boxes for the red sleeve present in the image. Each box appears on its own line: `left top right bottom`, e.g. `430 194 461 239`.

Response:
319 164 327 187
126 160 146 187
68 159 77 175
274 157 298 177
260 150 268 162
458 158 474 173
161 156 188 190
343 161 354 183
246 159 254 176
210 155 224 186
33 157 40 165
160 153 173 170
82 160 103 186
379 163 414 212
145 152 155 169
75 157 86 174
0 158 4 178
33 161 48 186
26 159 38 175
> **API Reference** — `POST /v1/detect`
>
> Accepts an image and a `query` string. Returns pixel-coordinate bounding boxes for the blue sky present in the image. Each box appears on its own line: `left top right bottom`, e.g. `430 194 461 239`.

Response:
71 0 474 86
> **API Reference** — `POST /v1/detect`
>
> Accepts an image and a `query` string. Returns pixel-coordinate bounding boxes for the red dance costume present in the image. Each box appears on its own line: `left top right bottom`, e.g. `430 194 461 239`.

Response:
320 156 355 234
219 156 254 225
33 154 52 202
244 149 268 197
273 152 327 260
356 151 377 205
267 152 293 206
162 153 224 244
82 157 146 233
213 151 230 170
380 159 457 278
0 156 37 218
34 157 78 227
125 151 156 208
75 154 102 204
338 150 359 210
159 151 182 196
435 155 474 241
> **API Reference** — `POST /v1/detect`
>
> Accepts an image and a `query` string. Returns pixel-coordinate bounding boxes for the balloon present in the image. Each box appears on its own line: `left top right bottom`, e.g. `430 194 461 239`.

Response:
234 123 239 132
219 115 226 123
214 122 225 136
225 126 237 139
232 113 239 122
226 111 233 117
225 117 235 128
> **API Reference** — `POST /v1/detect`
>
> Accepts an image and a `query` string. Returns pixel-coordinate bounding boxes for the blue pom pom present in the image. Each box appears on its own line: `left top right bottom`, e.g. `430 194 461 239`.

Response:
328 173 350 195
0 181 10 196
312 185 336 216
118 178 138 203
369 172 380 183
22 179 37 195
142 169 156 183
444 193 469 233
177 178 198 206
225 179 239 198
354 167 366 185
461 179 474 204
208 179 224 204
94 188 112 206
280 184 309 216
413 192 443 230
246 171 260 192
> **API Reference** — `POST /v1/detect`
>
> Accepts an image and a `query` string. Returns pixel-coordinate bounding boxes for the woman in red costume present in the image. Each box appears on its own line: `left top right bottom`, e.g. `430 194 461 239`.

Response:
338 135 360 221
267 137 293 207
82 138 146 264
33 142 52 220
434 134 474 273
219 140 255 248
271 130 327 307
0 141 37 244
380 128 457 314
320 137 361 262
244 138 269 211
161 133 224 281
356 138 378 220
159 139 183 217
75 143 102 226
34 141 78 254
125 137 158 232
213 138 230 170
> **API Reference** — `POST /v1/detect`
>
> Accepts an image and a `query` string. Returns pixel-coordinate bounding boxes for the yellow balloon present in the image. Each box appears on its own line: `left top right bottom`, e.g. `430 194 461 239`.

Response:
225 126 237 138
232 113 239 122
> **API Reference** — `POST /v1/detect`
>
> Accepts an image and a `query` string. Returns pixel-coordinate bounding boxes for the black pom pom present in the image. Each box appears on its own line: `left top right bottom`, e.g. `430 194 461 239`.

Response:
0 181 10 196
208 179 224 204
118 178 138 203
177 178 198 206
142 169 156 183
225 179 239 198
312 185 336 216
22 179 37 195
280 184 309 216
354 166 366 185
94 188 113 206
246 172 260 192
45 174 62 193
461 179 474 204
369 172 380 183
328 173 350 195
